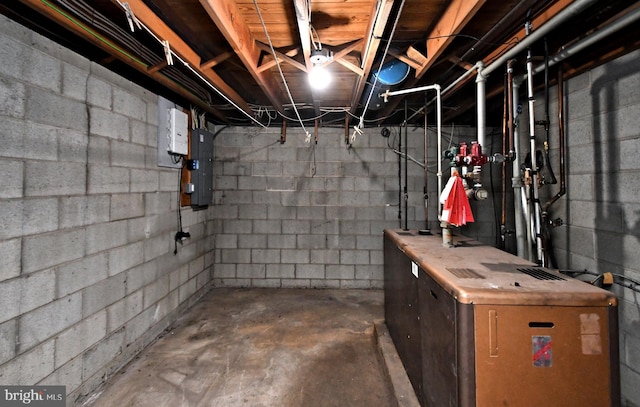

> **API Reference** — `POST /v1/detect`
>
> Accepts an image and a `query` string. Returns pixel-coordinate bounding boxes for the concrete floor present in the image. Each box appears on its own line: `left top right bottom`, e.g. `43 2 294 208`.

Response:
85 288 399 407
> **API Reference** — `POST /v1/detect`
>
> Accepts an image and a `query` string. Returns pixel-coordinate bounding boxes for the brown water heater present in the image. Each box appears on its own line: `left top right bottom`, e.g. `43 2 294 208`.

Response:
384 229 620 407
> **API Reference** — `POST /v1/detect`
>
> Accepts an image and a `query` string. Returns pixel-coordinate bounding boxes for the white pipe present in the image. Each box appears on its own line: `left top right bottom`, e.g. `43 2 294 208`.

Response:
524 22 544 266
400 62 481 126
483 0 599 76
476 61 487 148
511 77 528 259
384 84 441 98
435 85 442 220
527 6 640 79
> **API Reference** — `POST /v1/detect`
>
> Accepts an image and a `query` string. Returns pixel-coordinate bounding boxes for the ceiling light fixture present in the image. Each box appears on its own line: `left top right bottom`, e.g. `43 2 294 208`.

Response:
308 48 333 90
310 48 332 64
307 21 333 91
308 64 331 90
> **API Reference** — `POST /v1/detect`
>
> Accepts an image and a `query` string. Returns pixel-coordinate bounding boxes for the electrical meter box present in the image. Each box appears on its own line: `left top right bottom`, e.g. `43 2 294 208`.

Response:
167 107 189 155
190 129 214 207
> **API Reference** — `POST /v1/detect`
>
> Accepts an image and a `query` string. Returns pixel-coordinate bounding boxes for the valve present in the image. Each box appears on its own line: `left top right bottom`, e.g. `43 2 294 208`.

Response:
457 142 488 166
445 142 489 168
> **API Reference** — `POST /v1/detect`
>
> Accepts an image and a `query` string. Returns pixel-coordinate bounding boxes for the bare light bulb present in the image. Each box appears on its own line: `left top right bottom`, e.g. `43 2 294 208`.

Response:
308 65 331 90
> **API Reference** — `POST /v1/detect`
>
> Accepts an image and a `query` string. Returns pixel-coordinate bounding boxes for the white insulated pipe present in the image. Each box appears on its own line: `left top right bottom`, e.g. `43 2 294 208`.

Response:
482 0 599 76
476 61 487 148
511 77 529 260
527 6 640 79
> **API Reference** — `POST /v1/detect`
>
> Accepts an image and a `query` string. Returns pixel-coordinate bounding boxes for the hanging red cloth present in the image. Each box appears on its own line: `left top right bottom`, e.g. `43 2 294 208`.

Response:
440 171 474 226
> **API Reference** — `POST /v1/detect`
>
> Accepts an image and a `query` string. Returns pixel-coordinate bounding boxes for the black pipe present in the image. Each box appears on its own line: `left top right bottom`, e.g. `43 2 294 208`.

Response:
500 68 508 249
403 99 409 231
398 123 402 227
541 38 557 185
543 66 566 212
422 94 430 232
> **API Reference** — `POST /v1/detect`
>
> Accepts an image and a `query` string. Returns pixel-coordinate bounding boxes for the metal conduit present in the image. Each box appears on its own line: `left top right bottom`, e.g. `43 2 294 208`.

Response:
482 0 599 76
527 6 640 79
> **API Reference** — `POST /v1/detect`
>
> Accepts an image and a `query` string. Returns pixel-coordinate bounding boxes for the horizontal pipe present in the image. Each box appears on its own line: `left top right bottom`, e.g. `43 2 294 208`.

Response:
528 6 640 79
483 0 598 76
384 84 440 98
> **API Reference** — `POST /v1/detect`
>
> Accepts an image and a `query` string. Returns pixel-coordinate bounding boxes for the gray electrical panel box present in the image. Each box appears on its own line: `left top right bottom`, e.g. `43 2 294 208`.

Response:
190 129 214 207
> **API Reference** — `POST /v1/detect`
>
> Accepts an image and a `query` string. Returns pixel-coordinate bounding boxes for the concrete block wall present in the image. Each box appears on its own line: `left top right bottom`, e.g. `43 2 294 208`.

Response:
528 49 640 406
210 123 492 289
0 16 214 405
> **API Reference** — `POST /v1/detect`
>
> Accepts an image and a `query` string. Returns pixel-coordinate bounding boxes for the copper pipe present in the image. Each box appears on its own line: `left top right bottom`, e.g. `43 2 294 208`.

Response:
500 69 508 245
543 66 566 211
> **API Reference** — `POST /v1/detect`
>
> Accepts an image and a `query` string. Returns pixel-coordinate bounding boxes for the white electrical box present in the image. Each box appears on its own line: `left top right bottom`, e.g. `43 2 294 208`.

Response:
167 108 189 155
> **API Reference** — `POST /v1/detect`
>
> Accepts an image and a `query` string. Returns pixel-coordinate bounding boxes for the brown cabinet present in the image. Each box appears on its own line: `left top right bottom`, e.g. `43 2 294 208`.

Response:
384 229 620 407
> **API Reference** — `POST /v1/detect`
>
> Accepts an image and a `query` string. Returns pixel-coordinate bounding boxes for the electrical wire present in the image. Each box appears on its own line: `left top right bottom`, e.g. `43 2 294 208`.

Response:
358 0 407 127
559 270 640 293
385 127 438 172
50 0 221 112
252 0 311 139
113 0 266 128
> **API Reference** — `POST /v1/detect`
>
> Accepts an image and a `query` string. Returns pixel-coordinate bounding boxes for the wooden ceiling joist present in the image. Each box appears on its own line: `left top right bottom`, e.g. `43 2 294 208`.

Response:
349 0 395 113
200 51 234 70
293 0 314 73
416 0 487 78
200 0 286 114
378 0 485 120
324 40 365 76
255 42 306 73
18 0 228 122
110 0 253 117
387 49 423 71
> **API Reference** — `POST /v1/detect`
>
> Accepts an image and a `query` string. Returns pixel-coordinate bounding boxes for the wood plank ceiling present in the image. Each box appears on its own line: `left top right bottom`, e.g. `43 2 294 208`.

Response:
4 0 639 127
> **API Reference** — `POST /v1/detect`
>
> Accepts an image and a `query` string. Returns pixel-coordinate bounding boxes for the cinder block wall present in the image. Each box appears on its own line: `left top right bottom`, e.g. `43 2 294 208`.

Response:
0 16 214 404
209 124 492 289
529 49 640 406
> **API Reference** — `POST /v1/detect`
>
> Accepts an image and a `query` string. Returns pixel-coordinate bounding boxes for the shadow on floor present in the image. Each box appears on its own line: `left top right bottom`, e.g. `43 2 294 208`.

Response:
85 288 396 407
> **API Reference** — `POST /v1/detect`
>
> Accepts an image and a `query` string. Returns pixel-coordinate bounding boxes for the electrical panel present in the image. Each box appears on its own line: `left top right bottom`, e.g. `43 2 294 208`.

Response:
190 129 214 207
167 107 189 155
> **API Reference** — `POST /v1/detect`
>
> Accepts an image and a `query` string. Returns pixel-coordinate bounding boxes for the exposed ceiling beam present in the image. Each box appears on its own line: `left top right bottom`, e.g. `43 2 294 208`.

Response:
199 0 286 113
416 0 487 78
349 0 395 113
200 51 234 70
387 49 423 71
292 0 323 116
378 0 485 121
110 0 253 117
312 39 365 75
382 0 576 123
335 59 364 76
293 0 314 72
18 0 228 122
255 42 306 73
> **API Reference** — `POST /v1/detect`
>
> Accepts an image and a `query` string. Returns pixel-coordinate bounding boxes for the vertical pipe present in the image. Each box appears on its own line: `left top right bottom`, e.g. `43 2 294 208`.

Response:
423 93 430 232
512 78 528 259
398 123 402 227
500 68 508 249
404 100 409 231
543 66 567 211
476 61 487 148
436 86 443 220
525 22 544 266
